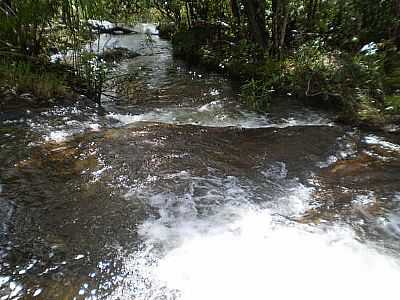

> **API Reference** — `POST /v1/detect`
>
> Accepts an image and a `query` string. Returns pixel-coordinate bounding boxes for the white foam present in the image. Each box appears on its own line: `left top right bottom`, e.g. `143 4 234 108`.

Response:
209 89 221 96
108 172 400 300
39 123 102 143
89 123 101 131
198 100 223 112
276 183 315 216
107 108 333 129
74 254 85 260
91 166 111 182
44 130 69 143
261 162 288 179
364 135 400 152
318 133 360 168
110 206 400 300
155 210 400 300
33 288 42 297
353 192 376 206
8 281 23 298
0 276 10 287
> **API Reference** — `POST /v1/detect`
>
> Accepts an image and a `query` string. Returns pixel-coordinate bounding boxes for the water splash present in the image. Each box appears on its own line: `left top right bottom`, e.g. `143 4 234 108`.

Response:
107 106 333 129
111 206 400 300
108 173 400 300
154 210 400 300
364 135 400 152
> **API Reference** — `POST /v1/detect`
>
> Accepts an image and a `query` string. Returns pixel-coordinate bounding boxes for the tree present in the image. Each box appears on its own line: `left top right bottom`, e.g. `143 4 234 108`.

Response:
243 0 269 49
0 0 101 57
304 0 320 32
393 0 400 47
271 0 289 56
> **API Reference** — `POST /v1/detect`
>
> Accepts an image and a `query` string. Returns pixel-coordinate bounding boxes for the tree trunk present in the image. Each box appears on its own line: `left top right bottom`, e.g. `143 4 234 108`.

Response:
230 0 241 38
230 0 241 24
279 2 289 48
272 0 289 56
185 2 192 28
393 0 400 47
187 1 196 22
243 0 269 50
305 0 320 32
197 1 209 21
231 0 241 22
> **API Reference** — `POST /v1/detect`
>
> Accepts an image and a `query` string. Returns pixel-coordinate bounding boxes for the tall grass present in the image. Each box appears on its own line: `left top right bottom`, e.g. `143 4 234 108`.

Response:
0 60 69 99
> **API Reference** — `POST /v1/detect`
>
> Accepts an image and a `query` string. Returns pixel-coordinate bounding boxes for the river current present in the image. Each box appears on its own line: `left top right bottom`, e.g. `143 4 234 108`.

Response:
1 25 400 299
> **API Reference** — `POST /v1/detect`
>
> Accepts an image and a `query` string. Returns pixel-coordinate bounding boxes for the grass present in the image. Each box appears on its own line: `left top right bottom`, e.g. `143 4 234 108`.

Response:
0 60 70 100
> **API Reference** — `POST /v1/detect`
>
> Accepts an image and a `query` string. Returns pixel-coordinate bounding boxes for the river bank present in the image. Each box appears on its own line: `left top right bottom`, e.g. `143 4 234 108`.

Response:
2 22 399 133
169 26 400 132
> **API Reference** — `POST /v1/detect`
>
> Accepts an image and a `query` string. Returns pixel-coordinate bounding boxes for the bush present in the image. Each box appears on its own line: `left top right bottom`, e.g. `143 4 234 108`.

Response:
283 40 386 114
172 26 212 63
240 79 272 112
0 52 109 105
157 22 177 40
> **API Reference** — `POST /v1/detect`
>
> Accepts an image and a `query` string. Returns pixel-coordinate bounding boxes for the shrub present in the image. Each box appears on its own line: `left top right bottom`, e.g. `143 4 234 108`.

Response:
240 79 272 112
157 22 177 40
284 40 386 115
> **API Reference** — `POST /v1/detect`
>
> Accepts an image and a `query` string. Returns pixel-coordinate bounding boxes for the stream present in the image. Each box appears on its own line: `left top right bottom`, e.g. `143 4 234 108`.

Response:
1 25 400 299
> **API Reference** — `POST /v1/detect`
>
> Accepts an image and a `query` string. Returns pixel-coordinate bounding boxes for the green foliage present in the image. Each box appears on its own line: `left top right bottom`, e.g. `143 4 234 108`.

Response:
0 60 69 99
1 0 399 123
143 32 155 52
74 51 108 103
223 40 265 77
172 26 211 62
326 0 394 49
240 79 272 112
0 0 100 58
0 1 114 104
283 40 386 113
385 95 400 114
383 49 400 93
157 22 177 39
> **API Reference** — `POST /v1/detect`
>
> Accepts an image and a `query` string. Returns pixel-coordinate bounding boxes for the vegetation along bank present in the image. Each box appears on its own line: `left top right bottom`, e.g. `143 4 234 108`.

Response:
1 1 400 129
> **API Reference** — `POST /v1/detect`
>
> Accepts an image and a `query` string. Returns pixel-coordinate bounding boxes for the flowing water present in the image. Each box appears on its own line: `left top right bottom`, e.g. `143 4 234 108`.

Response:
1 26 400 300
